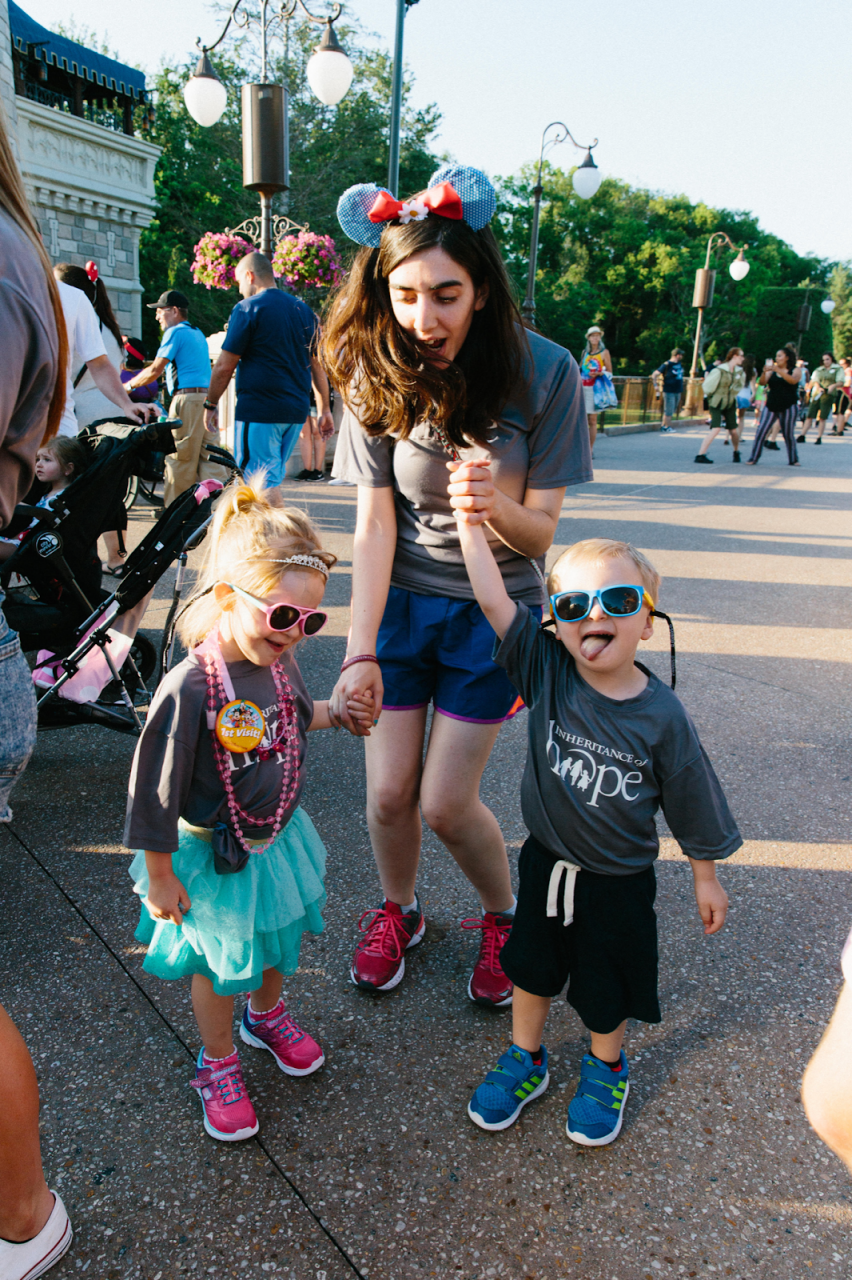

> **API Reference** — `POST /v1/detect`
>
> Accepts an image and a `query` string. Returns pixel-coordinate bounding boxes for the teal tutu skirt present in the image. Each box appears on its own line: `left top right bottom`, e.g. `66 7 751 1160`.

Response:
129 807 326 996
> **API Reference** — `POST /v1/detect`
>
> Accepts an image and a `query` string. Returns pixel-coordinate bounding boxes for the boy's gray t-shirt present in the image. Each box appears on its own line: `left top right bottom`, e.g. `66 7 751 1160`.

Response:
495 605 742 874
124 650 313 853
334 328 591 606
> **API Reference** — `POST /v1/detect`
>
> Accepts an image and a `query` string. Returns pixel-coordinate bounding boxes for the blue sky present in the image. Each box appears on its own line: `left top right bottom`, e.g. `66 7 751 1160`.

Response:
30 0 850 263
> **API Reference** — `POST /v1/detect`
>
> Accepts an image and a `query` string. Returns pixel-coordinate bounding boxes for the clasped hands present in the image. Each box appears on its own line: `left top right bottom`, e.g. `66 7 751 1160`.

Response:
446 456 497 526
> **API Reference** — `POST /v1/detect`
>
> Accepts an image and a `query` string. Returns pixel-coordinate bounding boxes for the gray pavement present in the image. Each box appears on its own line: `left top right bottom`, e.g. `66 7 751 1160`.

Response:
2 420 852 1280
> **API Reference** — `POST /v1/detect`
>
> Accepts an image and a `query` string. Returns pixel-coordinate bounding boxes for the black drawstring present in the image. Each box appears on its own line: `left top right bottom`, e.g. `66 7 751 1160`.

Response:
651 610 677 690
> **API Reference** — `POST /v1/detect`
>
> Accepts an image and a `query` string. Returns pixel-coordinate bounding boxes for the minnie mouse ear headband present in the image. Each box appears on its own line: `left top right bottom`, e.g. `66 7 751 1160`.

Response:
336 164 497 248
84 260 99 283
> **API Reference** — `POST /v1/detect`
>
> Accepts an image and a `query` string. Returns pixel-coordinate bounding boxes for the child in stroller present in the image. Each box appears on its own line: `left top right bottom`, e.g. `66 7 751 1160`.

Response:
0 436 89 561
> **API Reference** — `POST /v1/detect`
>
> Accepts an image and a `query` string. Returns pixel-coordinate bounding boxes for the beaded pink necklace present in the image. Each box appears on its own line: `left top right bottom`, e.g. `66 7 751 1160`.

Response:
200 632 301 857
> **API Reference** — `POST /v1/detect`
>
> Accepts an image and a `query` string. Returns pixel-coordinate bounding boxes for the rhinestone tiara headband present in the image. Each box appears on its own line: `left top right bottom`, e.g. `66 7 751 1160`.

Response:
265 555 330 579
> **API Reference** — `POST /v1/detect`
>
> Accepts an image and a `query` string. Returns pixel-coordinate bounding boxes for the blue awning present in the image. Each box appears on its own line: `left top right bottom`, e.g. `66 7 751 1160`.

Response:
9 1 147 99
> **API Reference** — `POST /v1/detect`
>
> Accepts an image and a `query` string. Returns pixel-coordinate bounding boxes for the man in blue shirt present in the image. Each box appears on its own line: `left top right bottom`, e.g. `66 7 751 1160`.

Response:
203 253 332 486
653 348 685 433
126 289 227 505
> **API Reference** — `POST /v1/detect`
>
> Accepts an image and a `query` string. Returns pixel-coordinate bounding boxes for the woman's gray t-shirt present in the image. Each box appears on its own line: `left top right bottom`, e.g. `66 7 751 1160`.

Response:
495 605 742 874
334 328 591 605
124 650 313 853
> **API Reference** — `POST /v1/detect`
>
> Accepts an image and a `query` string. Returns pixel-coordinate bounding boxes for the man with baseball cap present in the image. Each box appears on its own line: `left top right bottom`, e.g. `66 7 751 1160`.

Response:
125 289 227 505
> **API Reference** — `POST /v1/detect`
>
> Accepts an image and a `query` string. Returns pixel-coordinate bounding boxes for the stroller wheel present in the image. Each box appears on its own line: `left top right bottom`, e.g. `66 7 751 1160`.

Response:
124 474 139 512
100 634 157 705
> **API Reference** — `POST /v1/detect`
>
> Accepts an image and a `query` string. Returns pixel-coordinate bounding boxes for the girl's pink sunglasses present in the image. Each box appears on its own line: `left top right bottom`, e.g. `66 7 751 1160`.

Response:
228 584 328 636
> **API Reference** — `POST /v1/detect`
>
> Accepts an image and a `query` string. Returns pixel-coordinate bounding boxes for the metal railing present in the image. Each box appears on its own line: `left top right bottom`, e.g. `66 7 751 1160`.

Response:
597 376 664 429
21 77 128 134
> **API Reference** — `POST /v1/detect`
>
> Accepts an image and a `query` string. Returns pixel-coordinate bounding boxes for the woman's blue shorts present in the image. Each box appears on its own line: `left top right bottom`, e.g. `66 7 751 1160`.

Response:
377 585 539 724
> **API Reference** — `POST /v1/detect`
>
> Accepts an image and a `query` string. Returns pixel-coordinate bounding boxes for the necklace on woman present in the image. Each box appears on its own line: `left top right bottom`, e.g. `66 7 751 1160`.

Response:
198 631 301 857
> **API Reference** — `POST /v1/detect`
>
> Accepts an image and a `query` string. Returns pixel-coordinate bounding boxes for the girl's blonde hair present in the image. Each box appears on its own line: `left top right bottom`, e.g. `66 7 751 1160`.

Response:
177 472 337 648
548 538 661 605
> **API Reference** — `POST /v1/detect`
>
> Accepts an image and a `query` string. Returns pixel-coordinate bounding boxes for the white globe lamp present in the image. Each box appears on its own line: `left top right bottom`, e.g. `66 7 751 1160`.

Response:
184 51 228 127
572 150 602 200
306 21 354 106
821 298 836 314
729 250 750 282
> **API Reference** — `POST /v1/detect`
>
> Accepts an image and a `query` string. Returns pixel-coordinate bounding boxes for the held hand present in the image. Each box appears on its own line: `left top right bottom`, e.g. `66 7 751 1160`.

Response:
204 407 219 434
317 410 335 441
346 691 375 737
694 874 728 935
145 872 191 927
447 457 496 526
328 661 384 734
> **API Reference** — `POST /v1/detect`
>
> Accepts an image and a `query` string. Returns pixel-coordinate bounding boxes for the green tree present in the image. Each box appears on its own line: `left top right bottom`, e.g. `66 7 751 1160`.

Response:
828 264 852 359
494 165 832 372
139 18 442 349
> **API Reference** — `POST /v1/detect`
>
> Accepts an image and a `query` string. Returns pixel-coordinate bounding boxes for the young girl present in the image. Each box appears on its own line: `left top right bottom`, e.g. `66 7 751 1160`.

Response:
0 436 88 560
124 476 371 1142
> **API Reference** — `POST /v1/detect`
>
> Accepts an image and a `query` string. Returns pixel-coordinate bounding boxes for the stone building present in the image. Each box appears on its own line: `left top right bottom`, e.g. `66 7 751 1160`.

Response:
2 0 159 335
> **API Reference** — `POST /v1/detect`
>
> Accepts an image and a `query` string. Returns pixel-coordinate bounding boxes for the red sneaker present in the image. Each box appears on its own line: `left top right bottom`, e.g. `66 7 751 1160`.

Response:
350 899 425 991
240 1001 324 1076
462 912 514 1008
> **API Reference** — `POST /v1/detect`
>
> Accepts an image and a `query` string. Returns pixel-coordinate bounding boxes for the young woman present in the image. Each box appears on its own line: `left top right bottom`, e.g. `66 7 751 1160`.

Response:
747 345 801 465
323 165 590 1006
579 326 613 451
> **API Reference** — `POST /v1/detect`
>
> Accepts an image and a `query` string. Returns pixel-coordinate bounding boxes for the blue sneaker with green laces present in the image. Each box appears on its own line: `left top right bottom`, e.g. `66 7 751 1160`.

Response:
566 1050 629 1146
467 1044 550 1131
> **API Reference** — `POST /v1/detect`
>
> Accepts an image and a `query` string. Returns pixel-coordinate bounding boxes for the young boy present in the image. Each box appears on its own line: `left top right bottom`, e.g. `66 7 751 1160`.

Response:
455 486 740 1147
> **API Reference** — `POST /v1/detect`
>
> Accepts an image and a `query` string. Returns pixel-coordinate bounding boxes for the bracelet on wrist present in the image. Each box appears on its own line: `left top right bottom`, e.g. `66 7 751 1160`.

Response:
340 654 379 673
203 400 217 411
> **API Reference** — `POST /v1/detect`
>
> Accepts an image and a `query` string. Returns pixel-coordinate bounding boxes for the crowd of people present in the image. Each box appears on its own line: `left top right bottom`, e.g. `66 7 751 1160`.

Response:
2 101 852 1279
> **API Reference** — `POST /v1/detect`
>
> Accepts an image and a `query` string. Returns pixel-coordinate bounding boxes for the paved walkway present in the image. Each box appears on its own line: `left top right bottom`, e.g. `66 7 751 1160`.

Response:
2 422 851 1280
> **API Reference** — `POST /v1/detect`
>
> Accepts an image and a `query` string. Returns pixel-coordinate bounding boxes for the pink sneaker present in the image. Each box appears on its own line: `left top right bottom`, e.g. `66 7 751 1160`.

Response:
190 1049 259 1141
239 1001 324 1076
461 911 514 1008
350 899 426 991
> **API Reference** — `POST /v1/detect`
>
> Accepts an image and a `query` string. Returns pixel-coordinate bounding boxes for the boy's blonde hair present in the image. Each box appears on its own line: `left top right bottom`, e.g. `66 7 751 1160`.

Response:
177 471 337 648
547 539 661 606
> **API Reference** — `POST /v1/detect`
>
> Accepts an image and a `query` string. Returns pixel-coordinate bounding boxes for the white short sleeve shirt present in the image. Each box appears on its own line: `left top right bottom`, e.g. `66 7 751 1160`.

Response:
58 281 106 436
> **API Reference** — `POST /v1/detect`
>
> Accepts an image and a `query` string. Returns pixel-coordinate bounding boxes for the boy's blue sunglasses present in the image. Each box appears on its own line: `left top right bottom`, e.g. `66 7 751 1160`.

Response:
549 584 655 623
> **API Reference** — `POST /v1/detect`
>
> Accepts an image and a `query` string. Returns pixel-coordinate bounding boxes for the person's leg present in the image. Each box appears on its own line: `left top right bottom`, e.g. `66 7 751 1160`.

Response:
163 392 207 507
0 1004 54 1242
590 1019 628 1064
816 402 829 440
696 406 721 459
588 413 598 450
101 529 126 573
248 968 284 1014
298 417 314 474
746 406 775 463
781 405 800 464
801 416 815 440
312 418 328 475
419 712 513 912
363 707 430 906
512 987 551 1054
277 421 306 484
191 974 237 1059
234 421 278 482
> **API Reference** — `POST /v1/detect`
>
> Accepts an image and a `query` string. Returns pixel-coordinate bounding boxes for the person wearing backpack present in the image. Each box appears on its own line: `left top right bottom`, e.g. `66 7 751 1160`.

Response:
694 348 746 464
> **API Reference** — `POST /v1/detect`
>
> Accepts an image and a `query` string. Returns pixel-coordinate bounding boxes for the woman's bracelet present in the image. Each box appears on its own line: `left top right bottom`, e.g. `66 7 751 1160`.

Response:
341 654 380 673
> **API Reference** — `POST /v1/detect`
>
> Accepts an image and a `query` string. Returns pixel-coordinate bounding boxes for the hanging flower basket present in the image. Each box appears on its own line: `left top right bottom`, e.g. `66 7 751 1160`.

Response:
191 231 256 290
271 231 344 295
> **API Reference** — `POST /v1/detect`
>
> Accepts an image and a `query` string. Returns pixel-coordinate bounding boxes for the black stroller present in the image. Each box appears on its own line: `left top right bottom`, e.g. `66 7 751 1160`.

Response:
1 420 238 734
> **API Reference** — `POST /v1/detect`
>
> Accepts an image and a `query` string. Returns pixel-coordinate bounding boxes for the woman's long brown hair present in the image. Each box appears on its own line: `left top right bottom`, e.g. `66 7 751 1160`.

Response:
0 103 67 443
322 215 527 450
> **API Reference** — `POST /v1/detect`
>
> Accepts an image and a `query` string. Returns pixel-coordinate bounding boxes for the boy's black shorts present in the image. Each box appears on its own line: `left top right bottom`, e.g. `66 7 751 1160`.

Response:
500 833 662 1035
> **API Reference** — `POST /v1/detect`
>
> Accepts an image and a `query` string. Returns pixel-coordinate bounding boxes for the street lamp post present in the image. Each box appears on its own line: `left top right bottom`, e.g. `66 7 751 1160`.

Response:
521 122 601 327
387 0 420 196
685 232 750 413
183 0 353 256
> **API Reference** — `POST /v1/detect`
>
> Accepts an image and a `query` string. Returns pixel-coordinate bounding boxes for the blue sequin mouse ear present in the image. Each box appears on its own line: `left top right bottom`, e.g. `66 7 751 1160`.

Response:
428 164 496 232
336 183 392 248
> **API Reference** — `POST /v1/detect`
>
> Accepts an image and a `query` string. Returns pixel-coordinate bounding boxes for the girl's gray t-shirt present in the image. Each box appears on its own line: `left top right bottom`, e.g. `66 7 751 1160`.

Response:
495 605 742 874
334 328 591 605
124 650 313 853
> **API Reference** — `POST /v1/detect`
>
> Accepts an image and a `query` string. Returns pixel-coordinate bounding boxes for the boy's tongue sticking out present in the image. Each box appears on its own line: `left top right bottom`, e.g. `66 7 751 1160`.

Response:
579 630 613 661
